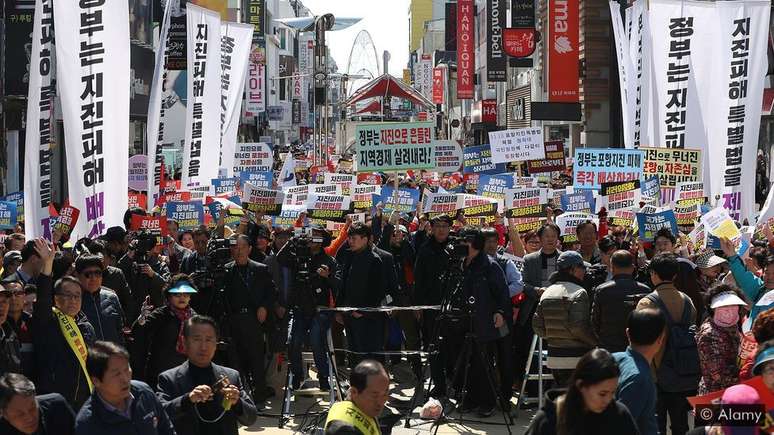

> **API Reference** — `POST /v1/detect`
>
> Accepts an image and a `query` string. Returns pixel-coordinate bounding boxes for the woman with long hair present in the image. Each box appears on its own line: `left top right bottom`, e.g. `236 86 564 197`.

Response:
131 274 198 387
526 349 639 435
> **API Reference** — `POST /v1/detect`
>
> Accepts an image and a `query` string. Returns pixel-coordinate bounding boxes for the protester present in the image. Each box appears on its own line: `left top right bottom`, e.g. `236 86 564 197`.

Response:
720 236 774 325
0 373 75 435
591 250 651 353
752 339 774 393
221 234 275 403
637 252 699 435
180 228 214 316
4 280 33 378
4 235 25 254
324 360 389 435
533 251 597 387
740 307 774 379
685 384 762 435
525 348 638 435
613 309 665 435
118 236 170 310
0 284 21 376
30 239 95 410
335 223 385 366
696 284 748 395
157 315 257 435
74 341 175 435
576 221 601 264
2 251 21 280
130 275 197 386
74 254 125 345
85 240 135 326
4 242 43 286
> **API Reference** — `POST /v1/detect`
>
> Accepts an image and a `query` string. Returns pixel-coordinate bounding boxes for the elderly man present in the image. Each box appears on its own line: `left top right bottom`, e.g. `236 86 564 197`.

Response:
324 360 390 435
0 373 75 435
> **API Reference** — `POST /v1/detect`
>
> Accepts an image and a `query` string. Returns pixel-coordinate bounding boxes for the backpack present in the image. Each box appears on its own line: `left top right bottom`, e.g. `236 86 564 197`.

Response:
645 292 701 392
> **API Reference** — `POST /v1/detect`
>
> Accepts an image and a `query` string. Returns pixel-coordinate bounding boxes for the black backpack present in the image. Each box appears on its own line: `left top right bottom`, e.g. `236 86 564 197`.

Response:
645 292 701 392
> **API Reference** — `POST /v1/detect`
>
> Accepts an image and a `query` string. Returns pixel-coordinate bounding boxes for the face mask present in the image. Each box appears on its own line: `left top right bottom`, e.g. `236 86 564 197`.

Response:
713 305 740 327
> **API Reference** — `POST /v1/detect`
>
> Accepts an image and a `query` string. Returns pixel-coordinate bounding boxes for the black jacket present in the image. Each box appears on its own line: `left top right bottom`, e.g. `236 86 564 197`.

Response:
74 381 175 435
0 322 20 377
222 259 275 312
591 274 651 353
101 265 135 326
378 223 417 304
461 252 511 342
157 361 258 435
335 247 384 308
80 287 125 345
117 254 170 309
413 237 452 305
130 305 192 386
32 274 96 410
275 243 340 316
0 393 75 435
525 389 639 435
373 246 398 304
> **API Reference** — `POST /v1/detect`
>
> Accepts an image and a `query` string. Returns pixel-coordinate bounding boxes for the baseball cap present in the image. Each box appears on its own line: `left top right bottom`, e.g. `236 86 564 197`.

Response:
557 251 592 270
430 214 453 226
709 291 748 309
166 283 198 294
3 250 21 266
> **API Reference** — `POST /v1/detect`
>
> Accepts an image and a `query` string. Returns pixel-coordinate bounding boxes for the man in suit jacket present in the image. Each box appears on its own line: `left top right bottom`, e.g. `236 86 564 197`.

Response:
157 315 257 435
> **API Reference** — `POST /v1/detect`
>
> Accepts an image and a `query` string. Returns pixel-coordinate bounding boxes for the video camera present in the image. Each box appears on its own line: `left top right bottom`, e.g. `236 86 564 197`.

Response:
447 234 469 259
130 230 160 273
206 238 236 278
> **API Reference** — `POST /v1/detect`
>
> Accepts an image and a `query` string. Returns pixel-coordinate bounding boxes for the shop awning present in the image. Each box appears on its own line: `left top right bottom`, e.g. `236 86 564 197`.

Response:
763 88 774 116
355 100 382 114
344 73 435 108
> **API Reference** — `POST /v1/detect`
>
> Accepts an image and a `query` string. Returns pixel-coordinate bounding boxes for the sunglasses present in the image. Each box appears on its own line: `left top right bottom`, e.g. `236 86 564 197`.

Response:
82 270 103 278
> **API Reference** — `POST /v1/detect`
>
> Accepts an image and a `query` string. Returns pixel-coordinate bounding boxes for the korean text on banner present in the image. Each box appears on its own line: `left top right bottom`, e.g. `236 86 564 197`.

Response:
219 22 254 175
527 141 566 174
432 67 445 104
245 63 265 115
242 182 284 215
701 207 741 241
234 142 273 174
504 188 548 219
24 0 56 239
547 0 579 102
54 0 130 238
456 0 474 99
433 140 464 173
641 147 702 189
462 144 507 174
146 0 173 210
323 173 356 196
556 212 594 243
488 127 545 164
355 122 436 172
166 201 205 230
637 210 679 242
0 202 18 230
573 148 644 190
379 187 420 213
183 5 222 189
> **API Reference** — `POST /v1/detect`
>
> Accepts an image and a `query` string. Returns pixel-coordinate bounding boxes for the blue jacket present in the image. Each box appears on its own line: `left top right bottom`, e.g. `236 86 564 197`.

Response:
614 347 658 435
74 380 175 435
80 287 125 345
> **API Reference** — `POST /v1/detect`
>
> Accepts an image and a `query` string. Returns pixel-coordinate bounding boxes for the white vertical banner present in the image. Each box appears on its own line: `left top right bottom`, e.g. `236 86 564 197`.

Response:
146 0 173 209
706 1 770 221
609 1 633 148
219 22 253 176
627 0 654 148
24 0 55 239
183 4 222 188
245 63 265 115
54 0 129 238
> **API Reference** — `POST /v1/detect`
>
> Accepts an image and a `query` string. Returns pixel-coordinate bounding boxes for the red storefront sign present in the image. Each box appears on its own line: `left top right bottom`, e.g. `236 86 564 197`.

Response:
456 0 474 99
482 99 497 123
547 0 579 102
503 28 536 58
432 67 444 104
418 112 428 121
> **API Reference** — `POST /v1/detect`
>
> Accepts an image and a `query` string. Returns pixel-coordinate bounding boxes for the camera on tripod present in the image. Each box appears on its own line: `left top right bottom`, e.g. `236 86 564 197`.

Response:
204 238 236 281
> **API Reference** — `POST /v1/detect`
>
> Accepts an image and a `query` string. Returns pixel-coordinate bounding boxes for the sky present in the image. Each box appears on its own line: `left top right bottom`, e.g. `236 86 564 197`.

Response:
301 0 411 80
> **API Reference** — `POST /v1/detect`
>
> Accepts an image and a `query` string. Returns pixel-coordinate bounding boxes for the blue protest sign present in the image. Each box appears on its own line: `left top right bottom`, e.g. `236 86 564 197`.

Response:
3 192 23 223
166 202 204 230
240 171 274 189
0 201 18 230
560 191 595 214
641 176 660 200
462 145 508 175
379 187 421 213
477 174 514 199
212 178 239 195
636 210 679 242
573 148 644 190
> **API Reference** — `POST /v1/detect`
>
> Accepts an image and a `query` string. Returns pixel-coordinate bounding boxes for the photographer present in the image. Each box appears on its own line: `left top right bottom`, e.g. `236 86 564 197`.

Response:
157 315 257 435
276 226 339 391
456 226 511 417
181 229 215 315
413 214 452 397
222 234 276 403
118 231 171 311
335 223 384 367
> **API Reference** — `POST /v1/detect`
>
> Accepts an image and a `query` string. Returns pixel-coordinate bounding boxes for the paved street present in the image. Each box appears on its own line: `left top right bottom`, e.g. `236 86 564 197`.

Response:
239 362 537 434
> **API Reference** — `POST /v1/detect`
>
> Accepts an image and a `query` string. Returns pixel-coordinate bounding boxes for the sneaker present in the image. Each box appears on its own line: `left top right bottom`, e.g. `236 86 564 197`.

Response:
319 378 331 392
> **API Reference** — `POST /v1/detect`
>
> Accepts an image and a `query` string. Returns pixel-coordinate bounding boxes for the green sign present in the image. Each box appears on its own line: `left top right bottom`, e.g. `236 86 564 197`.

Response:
355 121 436 172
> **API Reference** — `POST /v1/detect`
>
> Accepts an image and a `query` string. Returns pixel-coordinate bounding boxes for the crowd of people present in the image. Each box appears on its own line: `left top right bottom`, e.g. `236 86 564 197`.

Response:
0 190 773 435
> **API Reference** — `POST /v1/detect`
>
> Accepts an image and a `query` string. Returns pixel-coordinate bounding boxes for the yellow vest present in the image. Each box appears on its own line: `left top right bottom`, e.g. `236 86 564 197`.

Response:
325 401 380 435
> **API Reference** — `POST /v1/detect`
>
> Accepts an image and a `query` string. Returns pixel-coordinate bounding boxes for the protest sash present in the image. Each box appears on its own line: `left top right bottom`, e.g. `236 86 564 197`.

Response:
53 307 93 391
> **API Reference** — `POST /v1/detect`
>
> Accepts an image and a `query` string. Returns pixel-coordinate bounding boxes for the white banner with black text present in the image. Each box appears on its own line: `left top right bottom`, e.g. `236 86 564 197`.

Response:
219 22 253 176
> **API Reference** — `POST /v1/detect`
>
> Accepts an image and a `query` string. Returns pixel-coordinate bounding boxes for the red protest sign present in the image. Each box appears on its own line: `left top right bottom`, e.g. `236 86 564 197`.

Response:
52 206 80 237
128 193 148 210
129 215 169 236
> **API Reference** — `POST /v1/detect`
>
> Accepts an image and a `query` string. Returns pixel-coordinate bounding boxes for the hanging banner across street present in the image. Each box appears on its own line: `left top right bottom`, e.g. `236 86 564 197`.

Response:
55 0 130 238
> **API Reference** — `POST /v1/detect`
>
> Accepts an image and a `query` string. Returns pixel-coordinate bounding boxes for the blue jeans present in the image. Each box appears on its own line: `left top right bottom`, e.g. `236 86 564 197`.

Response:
289 312 331 380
